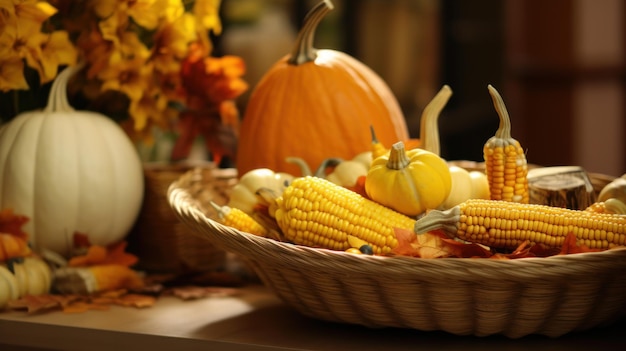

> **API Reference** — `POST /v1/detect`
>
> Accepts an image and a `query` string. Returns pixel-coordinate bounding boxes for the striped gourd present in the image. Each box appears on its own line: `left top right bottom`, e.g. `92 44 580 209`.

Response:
272 176 415 254
483 85 529 204
413 198 626 250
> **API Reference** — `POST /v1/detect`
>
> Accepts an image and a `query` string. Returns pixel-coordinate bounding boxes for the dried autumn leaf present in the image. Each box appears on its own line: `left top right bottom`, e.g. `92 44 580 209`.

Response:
7 294 82 314
164 286 239 300
345 175 368 198
68 240 138 268
113 293 157 308
73 232 92 249
559 232 602 255
0 208 30 241
393 228 493 258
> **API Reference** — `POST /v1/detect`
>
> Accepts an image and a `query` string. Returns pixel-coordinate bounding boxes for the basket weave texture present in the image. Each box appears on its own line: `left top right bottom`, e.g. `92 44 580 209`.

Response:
168 166 626 338
128 162 237 273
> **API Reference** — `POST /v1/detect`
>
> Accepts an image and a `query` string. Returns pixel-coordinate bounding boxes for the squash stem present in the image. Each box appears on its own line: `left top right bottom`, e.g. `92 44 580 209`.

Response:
44 64 83 113
387 141 410 170
488 84 512 139
420 85 452 156
287 0 334 65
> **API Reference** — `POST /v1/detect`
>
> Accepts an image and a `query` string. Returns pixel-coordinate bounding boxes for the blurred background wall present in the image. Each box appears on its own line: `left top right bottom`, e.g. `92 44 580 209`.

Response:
217 0 625 177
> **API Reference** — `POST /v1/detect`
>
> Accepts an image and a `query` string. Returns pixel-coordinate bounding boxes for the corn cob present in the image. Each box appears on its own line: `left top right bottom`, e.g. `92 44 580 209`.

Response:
210 201 268 237
272 176 415 254
413 198 626 250
483 85 529 203
585 198 626 215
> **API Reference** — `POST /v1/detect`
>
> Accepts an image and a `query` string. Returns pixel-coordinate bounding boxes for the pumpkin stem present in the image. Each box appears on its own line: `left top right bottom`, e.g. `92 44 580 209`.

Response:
488 84 513 140
420 85 452 156
44 64 83 114
387 141 410 170
288 0 334 65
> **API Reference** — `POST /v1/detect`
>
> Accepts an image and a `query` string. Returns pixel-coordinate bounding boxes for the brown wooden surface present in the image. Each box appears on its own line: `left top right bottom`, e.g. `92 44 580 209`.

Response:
1 284 626 351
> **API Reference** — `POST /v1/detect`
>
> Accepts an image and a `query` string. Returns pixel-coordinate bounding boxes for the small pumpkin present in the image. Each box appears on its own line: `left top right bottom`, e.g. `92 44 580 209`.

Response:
439 166 490 209
228 168 295 216
365 141 452 216
0 65 144 257
0 256 52 308
236 0 410 176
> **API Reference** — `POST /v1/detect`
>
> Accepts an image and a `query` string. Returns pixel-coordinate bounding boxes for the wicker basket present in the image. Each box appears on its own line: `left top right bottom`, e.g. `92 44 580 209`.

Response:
168 167 626 338
128 162 238 274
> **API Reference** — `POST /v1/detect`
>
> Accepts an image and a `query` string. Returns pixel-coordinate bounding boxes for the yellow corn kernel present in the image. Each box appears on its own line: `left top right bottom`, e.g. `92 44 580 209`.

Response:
483 85 529 204
585 202 609 214
585 199 626 215
414 198 626 250
211 202 268 237
273 176 415 254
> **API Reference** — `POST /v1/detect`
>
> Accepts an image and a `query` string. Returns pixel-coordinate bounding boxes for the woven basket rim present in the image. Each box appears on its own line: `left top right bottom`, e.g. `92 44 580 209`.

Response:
168 175 626 281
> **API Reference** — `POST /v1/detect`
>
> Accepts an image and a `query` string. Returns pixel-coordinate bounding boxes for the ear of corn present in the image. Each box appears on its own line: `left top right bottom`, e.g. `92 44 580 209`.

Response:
585 199 626 215
272 176 415 254
483 85 529 204
210 201 268 237
413 198 626 250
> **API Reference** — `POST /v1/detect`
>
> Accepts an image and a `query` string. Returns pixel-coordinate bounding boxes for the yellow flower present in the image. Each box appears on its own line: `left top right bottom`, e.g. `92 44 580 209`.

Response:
0 0 57 23
193 0 222 34
94 0 167 30
0 14 46 81
0 58 28 91
97 32 151 102
128 83 171 132
36 31 78 83
160 0 185 22
0 0 76 86
151 12 197 74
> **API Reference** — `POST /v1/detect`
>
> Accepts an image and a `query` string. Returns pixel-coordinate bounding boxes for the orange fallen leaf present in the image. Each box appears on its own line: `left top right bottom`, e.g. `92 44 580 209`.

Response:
68 240 138 268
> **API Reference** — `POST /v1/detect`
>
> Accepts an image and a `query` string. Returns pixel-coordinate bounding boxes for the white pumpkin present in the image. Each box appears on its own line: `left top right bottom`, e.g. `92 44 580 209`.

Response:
0 65 144 257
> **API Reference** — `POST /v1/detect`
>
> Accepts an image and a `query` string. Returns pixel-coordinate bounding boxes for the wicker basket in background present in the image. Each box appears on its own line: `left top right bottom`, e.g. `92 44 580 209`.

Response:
168 165 626 338
127 162 238 274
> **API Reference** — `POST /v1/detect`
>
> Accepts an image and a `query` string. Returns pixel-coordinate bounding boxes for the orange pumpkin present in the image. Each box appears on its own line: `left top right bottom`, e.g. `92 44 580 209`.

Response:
236 0 410 176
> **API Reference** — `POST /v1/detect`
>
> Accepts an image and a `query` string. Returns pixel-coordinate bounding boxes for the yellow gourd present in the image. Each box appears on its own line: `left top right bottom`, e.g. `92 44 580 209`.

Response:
325 152 372 187
365 141 452 217
228 168 295 216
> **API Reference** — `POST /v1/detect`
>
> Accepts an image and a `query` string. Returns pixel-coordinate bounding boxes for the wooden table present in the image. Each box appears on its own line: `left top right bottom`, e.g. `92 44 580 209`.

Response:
1 284 625 351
